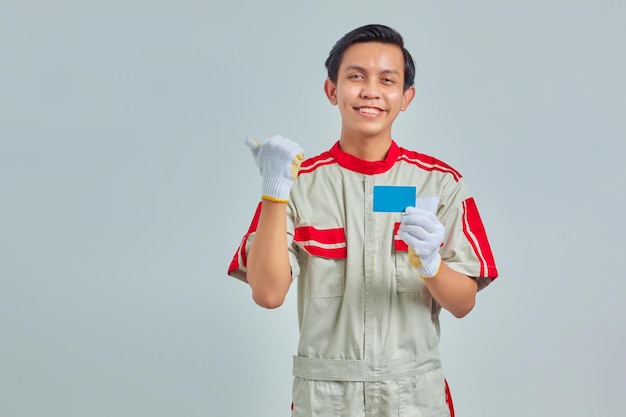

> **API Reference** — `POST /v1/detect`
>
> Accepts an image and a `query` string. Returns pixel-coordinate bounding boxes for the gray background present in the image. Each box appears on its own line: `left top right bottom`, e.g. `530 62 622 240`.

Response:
1 1 624 416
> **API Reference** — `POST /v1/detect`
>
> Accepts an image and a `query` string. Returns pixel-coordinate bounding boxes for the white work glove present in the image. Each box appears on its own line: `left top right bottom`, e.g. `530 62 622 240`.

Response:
245 135 305 203
398 206 445 278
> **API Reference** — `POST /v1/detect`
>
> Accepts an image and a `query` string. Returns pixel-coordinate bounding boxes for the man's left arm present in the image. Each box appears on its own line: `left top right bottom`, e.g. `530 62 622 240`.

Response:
398 206 479 318
421 262 477 318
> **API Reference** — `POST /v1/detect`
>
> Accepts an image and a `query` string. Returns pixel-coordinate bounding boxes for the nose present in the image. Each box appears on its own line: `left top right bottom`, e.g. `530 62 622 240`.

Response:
360 78 380 99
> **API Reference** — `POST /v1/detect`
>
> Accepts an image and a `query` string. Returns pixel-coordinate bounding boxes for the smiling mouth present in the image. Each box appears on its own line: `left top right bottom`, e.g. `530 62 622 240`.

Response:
356 107 384 115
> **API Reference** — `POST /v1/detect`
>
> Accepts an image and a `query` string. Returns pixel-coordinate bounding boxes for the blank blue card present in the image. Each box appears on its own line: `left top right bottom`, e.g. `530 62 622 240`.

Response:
373 186 416 212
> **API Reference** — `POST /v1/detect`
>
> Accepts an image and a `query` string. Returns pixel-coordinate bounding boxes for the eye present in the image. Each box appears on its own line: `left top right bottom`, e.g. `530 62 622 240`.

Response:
381 77 395 85
349 73 365 80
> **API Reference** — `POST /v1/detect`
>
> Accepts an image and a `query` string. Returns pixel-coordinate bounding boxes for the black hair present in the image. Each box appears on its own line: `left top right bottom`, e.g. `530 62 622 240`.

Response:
325 24 416 91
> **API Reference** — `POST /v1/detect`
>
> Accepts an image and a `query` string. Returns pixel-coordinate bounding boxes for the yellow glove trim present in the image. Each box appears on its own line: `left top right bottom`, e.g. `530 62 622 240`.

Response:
419 260 441 280
261 195 289 203
408 247 441 279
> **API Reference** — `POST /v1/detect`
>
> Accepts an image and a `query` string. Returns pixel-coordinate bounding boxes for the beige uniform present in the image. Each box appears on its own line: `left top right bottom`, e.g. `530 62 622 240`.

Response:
229 141 498 417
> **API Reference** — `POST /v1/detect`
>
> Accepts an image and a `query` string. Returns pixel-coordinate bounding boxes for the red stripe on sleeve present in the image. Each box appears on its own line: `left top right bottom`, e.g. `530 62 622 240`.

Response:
462 198 498 278
228 202 262 274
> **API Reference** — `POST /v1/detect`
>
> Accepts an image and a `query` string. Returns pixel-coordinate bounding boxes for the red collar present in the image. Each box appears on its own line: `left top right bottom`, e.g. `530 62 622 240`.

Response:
328 140 400 175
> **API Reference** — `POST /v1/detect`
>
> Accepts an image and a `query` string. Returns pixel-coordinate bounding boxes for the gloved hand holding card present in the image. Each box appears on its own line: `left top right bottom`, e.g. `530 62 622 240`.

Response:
392 192 442 278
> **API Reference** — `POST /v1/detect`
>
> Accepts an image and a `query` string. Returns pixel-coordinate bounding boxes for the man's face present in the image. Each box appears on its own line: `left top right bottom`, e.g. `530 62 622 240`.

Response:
324 42 415 142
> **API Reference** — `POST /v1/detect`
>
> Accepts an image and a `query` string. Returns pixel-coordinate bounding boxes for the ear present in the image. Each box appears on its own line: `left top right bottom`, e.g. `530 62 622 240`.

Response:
400 85 416 111
324 78 338 105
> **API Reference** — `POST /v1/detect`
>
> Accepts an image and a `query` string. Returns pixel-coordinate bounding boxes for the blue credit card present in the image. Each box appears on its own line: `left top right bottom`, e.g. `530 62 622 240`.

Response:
373 185 416 212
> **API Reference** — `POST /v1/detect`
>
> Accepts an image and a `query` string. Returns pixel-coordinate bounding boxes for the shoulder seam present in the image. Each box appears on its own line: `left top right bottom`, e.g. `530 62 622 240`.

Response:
299 152 336 175
398 148 462 182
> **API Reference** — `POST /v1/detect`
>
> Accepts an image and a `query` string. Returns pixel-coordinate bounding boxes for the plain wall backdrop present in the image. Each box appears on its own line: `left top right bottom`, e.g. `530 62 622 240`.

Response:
1 1 624 416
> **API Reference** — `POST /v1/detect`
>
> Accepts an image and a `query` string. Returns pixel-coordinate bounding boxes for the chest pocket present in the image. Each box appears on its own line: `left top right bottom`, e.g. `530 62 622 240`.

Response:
393 222 422 293
294 226 347 298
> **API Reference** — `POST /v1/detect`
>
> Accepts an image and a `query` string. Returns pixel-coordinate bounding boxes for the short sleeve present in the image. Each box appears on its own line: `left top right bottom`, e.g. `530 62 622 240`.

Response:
439 180 498 291
227 201 300 283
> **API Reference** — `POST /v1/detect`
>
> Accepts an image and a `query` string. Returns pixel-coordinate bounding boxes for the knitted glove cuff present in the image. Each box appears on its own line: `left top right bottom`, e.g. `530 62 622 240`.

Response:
261 172 294 203
418 253 442 279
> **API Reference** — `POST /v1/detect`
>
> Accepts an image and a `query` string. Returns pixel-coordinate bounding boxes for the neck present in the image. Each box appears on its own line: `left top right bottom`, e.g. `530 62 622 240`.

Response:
338 135 392 161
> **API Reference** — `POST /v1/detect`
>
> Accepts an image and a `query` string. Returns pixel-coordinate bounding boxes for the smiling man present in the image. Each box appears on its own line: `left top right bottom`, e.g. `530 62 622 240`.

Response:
324 41 414 161
228 24 499 417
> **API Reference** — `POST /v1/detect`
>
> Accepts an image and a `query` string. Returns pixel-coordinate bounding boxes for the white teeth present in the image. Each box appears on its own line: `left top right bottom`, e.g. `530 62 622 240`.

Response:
359 107 380 114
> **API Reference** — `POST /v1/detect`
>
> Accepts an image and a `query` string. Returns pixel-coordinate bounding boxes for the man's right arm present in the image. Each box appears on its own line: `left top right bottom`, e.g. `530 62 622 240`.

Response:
246 200 292 309
243 135 304 309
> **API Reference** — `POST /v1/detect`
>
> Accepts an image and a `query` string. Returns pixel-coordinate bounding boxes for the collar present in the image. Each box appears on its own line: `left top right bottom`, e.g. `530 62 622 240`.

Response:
328 140 401 175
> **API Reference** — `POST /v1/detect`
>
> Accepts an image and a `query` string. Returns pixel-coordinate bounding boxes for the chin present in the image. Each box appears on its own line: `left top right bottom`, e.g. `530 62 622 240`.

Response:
356 125 388 138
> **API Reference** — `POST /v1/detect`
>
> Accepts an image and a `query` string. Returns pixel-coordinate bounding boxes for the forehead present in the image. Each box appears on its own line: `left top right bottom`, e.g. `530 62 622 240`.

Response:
339 42 405 73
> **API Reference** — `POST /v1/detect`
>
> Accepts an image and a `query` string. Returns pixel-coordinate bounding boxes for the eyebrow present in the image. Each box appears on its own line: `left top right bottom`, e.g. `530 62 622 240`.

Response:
344 65 400 76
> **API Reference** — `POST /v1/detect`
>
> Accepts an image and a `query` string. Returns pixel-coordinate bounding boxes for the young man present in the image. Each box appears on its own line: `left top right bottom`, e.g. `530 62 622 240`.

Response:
228 24 498 417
